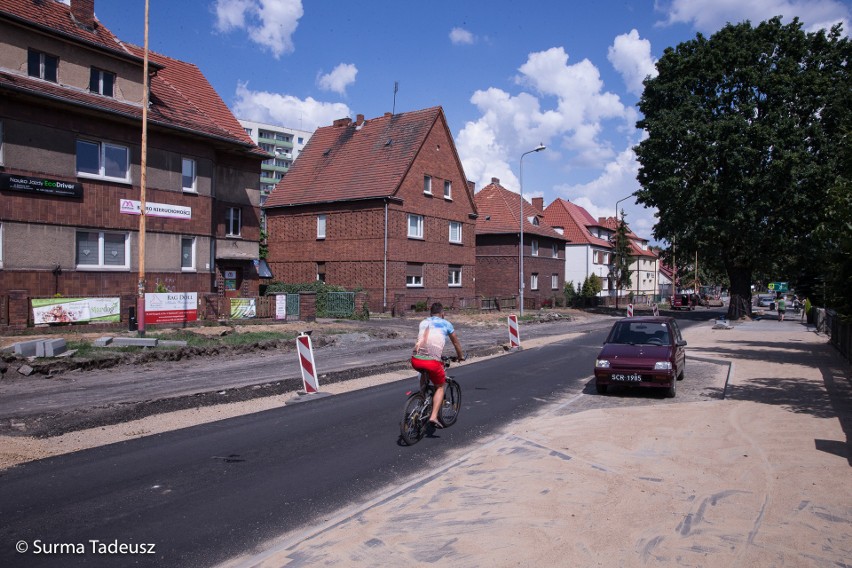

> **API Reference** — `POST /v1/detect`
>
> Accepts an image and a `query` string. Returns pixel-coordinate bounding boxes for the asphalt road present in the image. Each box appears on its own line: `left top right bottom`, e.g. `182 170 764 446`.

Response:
0 314 722 568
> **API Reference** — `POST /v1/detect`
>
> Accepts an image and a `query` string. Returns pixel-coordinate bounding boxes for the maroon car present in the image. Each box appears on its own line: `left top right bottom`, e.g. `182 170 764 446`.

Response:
594 316 687 398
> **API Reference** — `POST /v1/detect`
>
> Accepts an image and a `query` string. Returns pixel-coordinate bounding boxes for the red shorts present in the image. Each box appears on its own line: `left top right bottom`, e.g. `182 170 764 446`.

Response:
410 357 446 386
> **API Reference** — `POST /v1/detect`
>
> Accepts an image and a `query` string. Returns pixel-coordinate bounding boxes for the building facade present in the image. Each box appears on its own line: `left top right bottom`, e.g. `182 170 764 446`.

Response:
238 119 313 207
474 180 566 308
264 108 478 314
0 0 265 323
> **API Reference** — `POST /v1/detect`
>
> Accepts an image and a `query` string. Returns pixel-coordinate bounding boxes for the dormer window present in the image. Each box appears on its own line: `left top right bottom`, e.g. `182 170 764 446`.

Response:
28 49 57 82
89 68 115 97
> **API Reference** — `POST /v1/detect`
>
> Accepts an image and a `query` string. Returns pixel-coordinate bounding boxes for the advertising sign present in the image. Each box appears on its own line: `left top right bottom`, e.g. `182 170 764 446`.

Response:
144 292 198 325
119 199 191 220
1 173 83 198
275 294 287 320
768 282 789 293
230 298 256 319
32 297 120 324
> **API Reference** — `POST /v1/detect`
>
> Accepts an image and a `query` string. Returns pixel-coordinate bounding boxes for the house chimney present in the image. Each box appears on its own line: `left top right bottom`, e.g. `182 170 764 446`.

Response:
467 180 475 193
491 177 500 184
532 197 544 211
332 117 352 127
70 0 96 29
355 114 365 126
384 112 393 118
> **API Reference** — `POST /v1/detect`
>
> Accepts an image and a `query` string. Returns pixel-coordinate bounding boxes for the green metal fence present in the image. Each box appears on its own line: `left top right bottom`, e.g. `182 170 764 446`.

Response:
323 291 355 318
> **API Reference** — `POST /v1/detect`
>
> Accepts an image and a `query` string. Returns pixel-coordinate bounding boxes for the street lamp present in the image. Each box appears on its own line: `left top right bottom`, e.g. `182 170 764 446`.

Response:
612 193 634 309
519 144 546 317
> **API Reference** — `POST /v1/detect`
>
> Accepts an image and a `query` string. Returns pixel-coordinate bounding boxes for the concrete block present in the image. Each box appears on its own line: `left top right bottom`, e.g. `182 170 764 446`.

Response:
93 337 113 347
17 364 34 376
158 340 188 347
110 337 158 348
36 339 67 357
13 340 42 357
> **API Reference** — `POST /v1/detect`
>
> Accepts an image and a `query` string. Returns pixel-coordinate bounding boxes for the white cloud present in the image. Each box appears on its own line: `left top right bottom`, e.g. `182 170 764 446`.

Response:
231 82 351 131
608 29 658 96
449 27 475 45
658 0 850 35
214 0 304 59
457 47 631 196
317 63 358 95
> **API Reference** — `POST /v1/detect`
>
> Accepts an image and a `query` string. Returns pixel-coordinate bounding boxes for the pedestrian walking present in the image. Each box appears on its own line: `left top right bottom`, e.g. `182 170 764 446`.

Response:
777 295 787 322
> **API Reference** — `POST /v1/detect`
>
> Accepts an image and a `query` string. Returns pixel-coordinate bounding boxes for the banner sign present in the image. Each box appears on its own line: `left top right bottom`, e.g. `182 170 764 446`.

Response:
230 298 256 319
768 282 789 293
1 173 83 198
32 297 120 324
275 294 287 320
120 199 191 220
144 292 197 325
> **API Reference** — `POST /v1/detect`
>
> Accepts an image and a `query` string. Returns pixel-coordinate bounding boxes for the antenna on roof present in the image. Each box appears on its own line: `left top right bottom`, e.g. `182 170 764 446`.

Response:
392 81 399 115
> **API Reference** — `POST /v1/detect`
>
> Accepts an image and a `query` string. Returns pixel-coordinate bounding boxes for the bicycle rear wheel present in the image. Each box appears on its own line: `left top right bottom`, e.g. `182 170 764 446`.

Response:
439 379 462 427
400 393 427 445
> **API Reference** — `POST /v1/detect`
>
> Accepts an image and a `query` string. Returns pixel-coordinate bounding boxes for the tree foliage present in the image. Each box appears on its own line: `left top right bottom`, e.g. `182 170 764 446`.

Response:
634 17 850 318
612 210 633 295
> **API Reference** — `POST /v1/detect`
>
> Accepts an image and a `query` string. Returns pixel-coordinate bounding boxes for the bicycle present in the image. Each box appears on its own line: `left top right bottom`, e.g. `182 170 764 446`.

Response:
399 356 462 446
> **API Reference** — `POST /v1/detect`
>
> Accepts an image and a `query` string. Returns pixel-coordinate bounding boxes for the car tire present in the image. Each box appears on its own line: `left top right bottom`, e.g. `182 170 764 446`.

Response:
666 381 676 398
596 383 608 395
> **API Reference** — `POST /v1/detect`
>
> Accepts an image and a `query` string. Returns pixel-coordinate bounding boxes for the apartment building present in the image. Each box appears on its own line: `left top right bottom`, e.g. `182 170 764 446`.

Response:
238 119 313 206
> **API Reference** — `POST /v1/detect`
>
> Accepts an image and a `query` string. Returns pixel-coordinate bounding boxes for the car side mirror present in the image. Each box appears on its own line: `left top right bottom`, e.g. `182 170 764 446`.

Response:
678 340 687 346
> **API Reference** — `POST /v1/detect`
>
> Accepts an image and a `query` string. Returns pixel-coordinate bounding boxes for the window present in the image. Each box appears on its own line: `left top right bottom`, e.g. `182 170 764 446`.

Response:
75 231 128 269
552 243 559 258
423 175 432 194
182 158 196 192
317 262 326 282
0 222 3 268
449 221 462 244
226 207 241 237
317 214 326 239
448 265 462 287
406 263 423 287
89 67 115 97
531 239 539 256
444 180 452 199
28 49 57 82
551 273 559 290
181 237 196 270
243 127 252 136
593 250 609 264
408 214 424 239
76 139 130 182
530 273 539 291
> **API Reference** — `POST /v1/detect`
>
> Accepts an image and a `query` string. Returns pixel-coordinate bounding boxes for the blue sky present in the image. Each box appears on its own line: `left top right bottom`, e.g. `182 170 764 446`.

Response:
90 0 851 243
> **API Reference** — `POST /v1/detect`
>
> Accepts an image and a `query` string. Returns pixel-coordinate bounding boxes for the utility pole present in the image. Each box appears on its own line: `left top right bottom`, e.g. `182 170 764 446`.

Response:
136 0 150 336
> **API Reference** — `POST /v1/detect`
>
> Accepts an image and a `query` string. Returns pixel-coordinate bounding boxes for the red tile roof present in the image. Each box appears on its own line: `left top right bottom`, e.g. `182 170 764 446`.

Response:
474 180 565 240
266 107 451 207
543 198 612 248
1 0 261 154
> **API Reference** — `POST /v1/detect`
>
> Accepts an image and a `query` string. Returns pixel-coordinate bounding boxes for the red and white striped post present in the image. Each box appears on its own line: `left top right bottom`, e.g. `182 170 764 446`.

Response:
652 303 659 316
508 314 521 349
627 303 634 318
296 332 319 393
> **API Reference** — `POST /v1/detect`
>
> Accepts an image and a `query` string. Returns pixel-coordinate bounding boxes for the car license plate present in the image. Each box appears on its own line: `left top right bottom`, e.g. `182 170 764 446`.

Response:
612 373 641 382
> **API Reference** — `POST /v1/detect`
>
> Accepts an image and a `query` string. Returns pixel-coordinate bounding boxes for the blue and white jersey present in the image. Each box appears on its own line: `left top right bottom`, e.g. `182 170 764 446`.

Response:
413 316 455 360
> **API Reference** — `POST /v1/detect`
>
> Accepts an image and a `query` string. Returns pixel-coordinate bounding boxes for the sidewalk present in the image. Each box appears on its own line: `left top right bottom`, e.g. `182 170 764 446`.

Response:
222 317 852 568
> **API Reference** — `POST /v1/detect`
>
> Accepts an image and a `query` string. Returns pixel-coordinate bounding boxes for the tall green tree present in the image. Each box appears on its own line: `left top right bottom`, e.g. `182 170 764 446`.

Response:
612 210 633 309
634 17 850 319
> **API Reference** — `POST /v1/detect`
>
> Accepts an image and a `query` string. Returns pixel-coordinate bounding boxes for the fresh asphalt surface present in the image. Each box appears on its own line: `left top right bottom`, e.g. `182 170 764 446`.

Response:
0 316 710 568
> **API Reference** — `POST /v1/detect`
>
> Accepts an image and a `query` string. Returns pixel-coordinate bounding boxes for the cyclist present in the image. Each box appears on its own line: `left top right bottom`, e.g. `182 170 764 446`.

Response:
410 302 464 428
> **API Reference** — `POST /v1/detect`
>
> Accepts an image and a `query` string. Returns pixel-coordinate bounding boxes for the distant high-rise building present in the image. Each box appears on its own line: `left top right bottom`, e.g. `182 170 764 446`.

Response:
238 120 313 206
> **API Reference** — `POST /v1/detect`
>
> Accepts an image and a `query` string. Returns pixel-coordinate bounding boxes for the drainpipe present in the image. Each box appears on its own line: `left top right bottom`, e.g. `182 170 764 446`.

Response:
383 200 388 312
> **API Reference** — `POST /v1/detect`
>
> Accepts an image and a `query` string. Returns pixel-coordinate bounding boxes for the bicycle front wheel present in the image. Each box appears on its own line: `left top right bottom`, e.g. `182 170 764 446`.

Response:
439 379 462 427
400 393 427 445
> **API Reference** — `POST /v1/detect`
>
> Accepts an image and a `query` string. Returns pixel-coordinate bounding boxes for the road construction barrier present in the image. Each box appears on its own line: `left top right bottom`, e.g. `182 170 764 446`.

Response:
627 303 634 317
508 314 520 348
652 303 659 316
296 333 319 393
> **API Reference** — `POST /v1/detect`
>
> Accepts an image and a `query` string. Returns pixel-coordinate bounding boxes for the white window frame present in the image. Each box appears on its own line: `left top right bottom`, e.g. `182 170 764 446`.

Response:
182 158 197 192
448 266 462 287
226 207 242 237
449 221 462 244
407 214 424 239
444 180 452 200
76 139 130 183
530 273 539 291
531 239 539 256
28 49 57 82
423 175 432 195
75 231 130 270
552 243 559 258
551 273 559 290
181 236 196 271
317 214 327 239
406 263 424 288
89 67 115 97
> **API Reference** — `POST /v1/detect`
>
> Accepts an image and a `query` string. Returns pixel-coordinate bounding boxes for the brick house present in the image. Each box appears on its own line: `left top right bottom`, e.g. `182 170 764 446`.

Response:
0 0 265 324
474 179 566 309
264 107 478 314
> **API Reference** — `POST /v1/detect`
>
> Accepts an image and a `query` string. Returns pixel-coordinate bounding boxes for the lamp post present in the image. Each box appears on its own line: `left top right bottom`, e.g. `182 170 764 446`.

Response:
612 193 634 309
519 144 546 317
